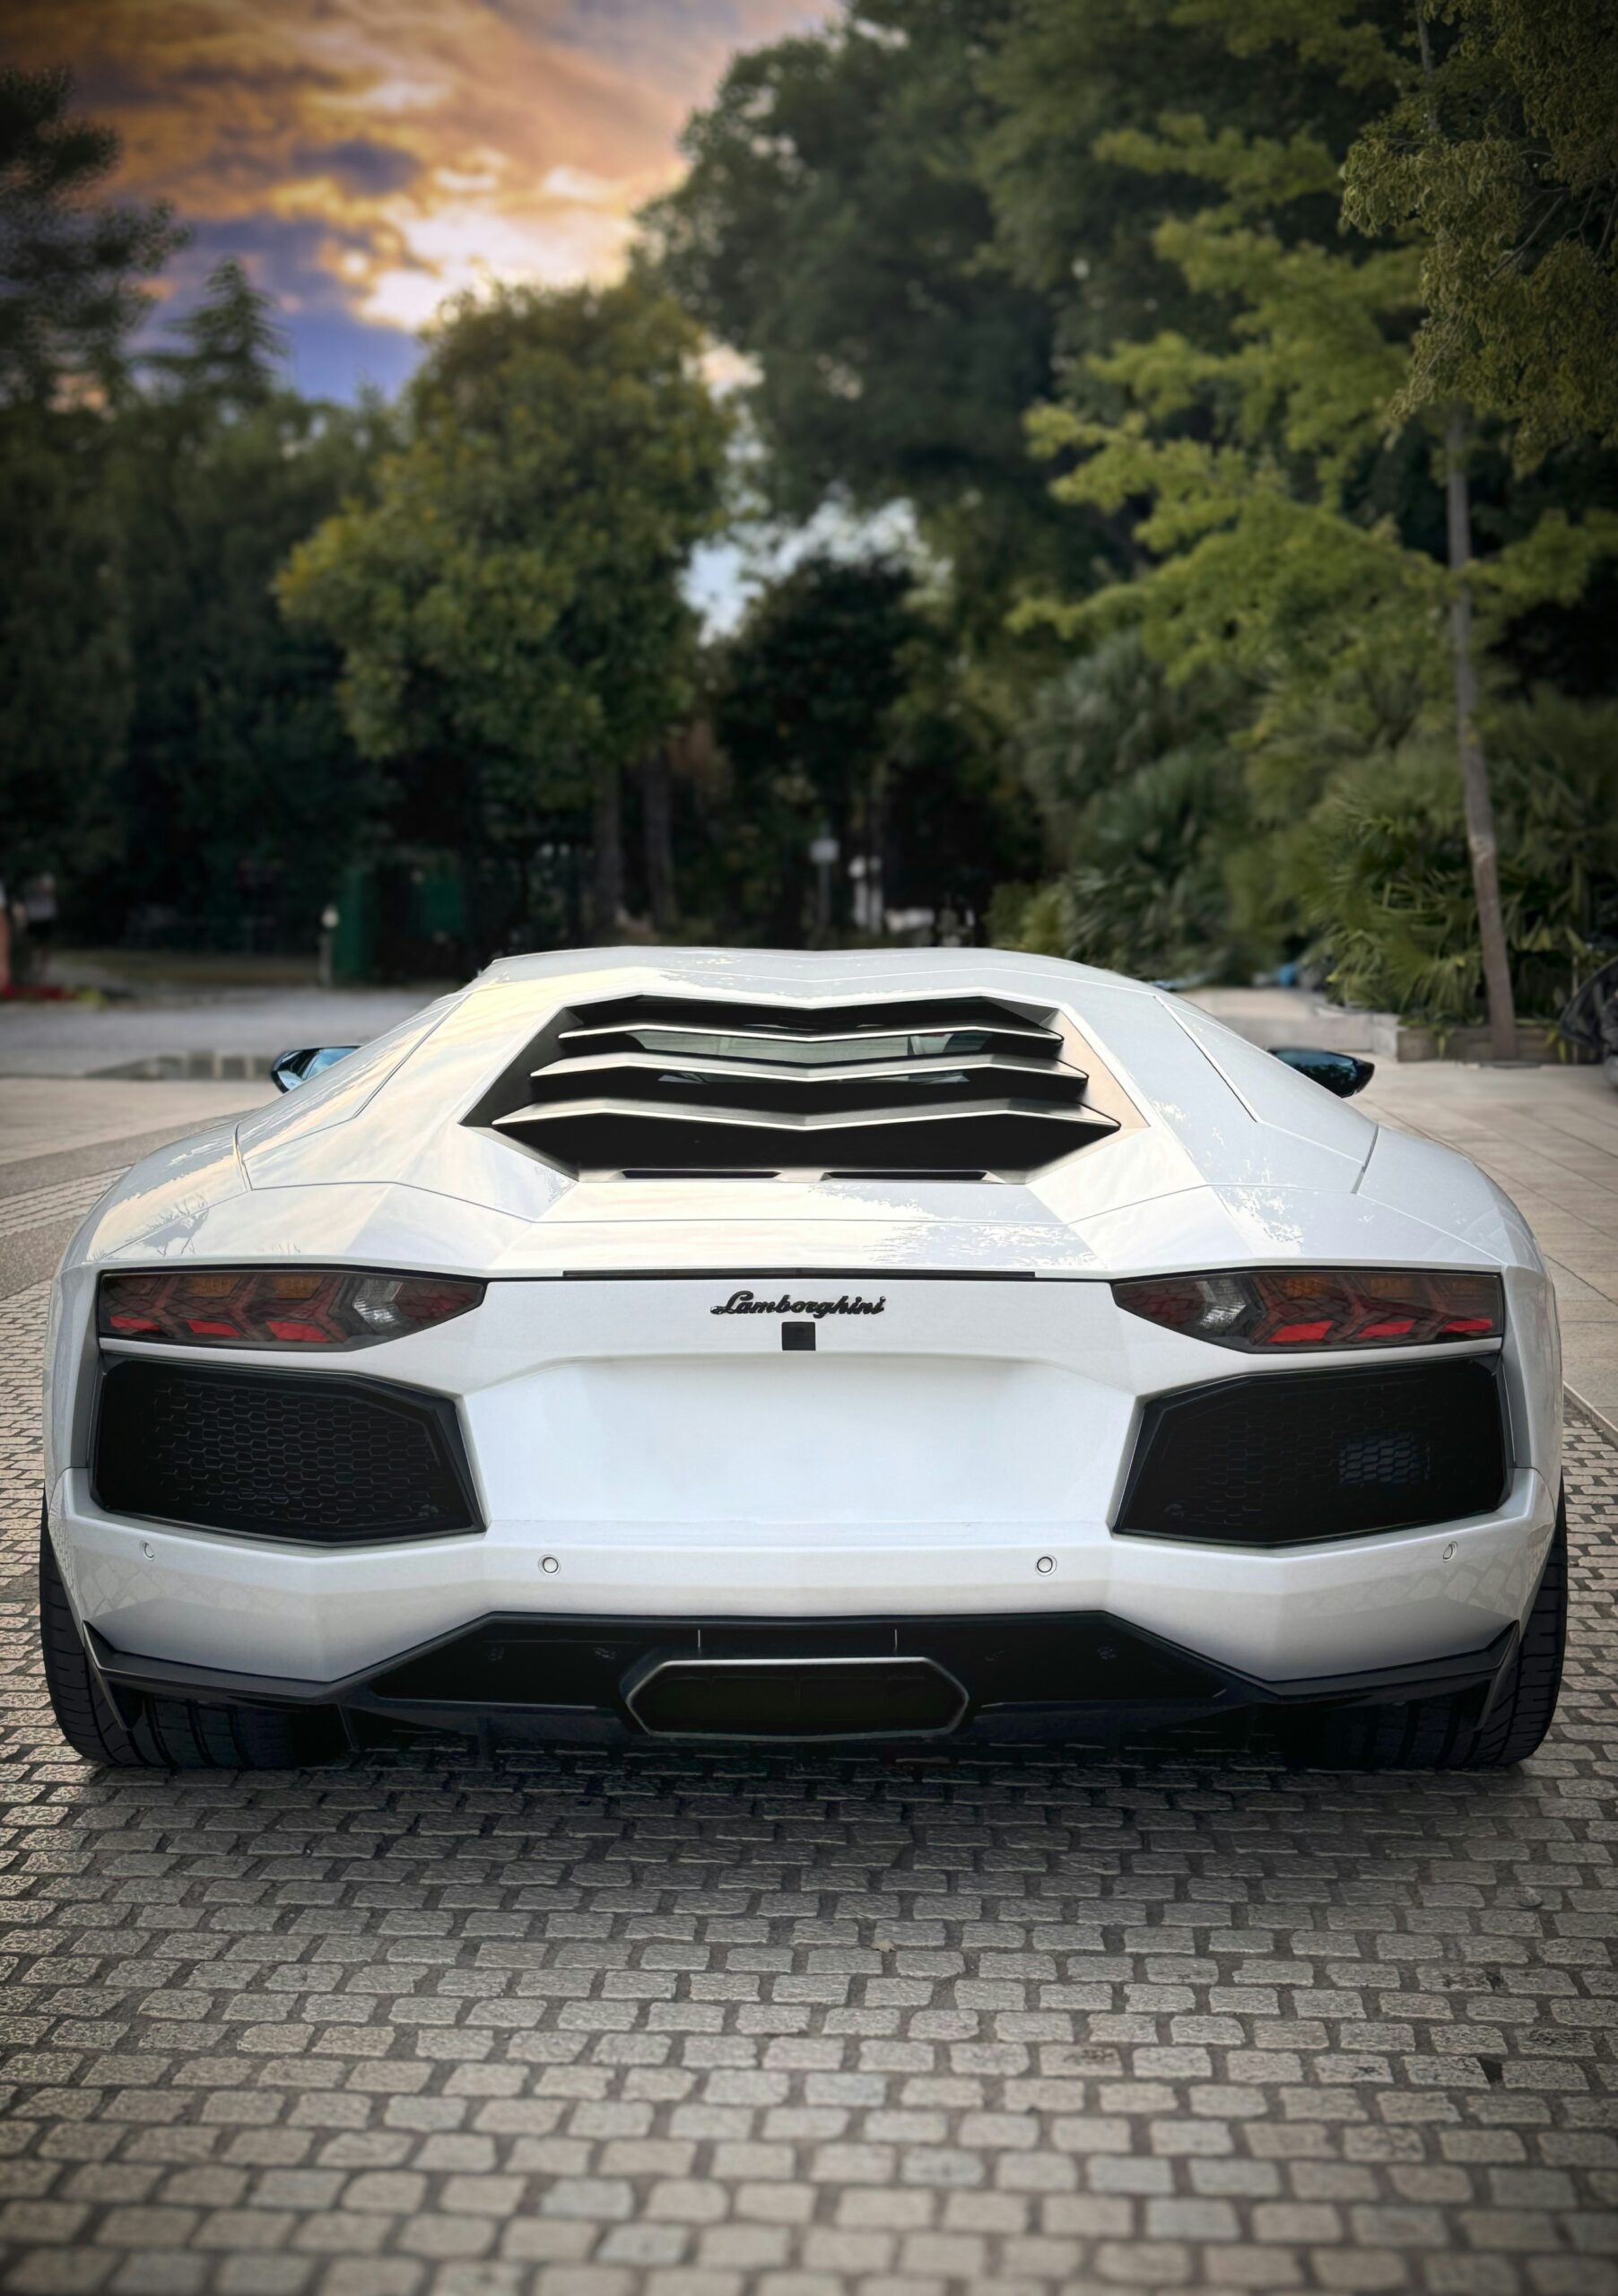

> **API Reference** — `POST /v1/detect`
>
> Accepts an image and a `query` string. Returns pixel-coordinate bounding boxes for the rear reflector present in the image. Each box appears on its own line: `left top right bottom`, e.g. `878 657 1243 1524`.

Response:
1113 1267 1503 1352
99 1267 483 1350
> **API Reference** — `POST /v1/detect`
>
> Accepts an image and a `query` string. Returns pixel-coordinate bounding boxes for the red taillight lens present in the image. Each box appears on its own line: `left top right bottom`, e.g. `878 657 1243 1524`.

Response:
1112 1268 1503 1352
98 1269 484 1350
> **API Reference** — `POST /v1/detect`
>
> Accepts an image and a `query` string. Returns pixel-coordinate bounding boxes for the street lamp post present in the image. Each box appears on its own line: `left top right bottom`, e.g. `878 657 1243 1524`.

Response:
808 830 839 944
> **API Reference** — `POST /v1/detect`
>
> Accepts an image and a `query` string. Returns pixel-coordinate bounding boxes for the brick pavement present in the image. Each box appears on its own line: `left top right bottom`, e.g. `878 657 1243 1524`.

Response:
2 1267 1616 2295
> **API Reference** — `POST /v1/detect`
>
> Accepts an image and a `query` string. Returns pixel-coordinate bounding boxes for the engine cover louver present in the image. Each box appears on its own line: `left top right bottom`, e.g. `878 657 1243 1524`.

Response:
491 992 1118 1178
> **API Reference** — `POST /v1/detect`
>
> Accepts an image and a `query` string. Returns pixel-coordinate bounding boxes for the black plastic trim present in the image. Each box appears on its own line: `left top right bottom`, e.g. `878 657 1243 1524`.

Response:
91 1358 483 1545
1116 1356 1509 1548
83 1607 1520 1747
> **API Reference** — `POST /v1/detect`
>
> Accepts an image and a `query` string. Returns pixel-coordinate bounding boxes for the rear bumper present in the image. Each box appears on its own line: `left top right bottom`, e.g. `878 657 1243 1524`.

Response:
51 1460 1557 1690
83 1604 1522 1749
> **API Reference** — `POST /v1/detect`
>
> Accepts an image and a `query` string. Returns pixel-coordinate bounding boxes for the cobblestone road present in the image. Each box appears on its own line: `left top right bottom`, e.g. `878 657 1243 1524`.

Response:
3 1274 1615 2296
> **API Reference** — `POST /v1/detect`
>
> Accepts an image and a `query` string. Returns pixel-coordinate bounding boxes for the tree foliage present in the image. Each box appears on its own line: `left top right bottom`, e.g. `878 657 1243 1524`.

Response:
0 405 128 883
280 282 731 941
101 262 387 939
0 65 180 405
1007 1 1618 1017
1292 696 1618 1025
0 69 178 894
713 554 915 940
996 632 1247 978
640 1 1096 628
1342 0 1618 462
975 0 1374 364
1060 744 1249 980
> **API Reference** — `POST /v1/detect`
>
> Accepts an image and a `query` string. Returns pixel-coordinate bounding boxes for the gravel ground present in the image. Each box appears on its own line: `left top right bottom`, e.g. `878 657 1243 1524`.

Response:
2 1274 1615 2296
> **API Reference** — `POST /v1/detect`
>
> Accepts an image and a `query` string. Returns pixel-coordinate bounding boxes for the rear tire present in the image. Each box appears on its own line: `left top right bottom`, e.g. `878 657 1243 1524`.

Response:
38 1509 343 1770
1296 1491 1567 1771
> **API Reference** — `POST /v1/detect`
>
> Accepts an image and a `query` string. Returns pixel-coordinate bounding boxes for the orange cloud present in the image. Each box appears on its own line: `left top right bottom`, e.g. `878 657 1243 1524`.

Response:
4 0 827 339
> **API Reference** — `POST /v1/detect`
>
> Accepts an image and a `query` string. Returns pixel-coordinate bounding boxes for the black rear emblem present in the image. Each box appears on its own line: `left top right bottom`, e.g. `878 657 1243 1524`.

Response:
712 1288 885 1319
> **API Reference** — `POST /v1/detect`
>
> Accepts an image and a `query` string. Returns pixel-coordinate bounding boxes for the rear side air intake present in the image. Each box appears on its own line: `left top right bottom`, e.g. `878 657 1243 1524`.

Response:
93 1360 481 1544
486 992 1118 1178
1118 1358 1508 1547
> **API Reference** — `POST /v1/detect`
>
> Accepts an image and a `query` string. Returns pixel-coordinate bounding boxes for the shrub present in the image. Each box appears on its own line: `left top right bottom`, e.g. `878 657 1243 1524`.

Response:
1296 694 1618 1024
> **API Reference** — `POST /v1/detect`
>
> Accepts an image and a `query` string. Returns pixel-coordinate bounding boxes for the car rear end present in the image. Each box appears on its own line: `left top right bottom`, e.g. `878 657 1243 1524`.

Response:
41 961 1563 1761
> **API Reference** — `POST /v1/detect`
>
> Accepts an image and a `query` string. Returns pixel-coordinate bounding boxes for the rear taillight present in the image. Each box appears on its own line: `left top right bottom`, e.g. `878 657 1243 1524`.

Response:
1112 1268 1503 1352
98 1268 484 1350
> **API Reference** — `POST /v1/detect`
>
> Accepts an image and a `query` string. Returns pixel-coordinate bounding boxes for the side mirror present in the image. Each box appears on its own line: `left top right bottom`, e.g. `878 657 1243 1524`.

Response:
271 1046 358 1093
1271 1047 1375 1099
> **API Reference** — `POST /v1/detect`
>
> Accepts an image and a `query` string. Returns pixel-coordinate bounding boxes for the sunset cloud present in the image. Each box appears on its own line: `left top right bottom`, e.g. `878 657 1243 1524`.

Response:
2 0 827 393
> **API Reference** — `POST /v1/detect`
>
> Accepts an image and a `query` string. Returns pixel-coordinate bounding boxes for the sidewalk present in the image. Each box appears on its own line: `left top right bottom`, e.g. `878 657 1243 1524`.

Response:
1188 981 1379 1051
0 984 433 1077
0 1078 274 1170
1360 1061 1618 1436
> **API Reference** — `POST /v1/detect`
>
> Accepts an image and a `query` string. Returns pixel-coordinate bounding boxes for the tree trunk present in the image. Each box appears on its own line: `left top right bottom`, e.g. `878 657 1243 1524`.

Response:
1417 11 1516 1059
642 744 677 935
1444 406 1517 1061
592 757 622 940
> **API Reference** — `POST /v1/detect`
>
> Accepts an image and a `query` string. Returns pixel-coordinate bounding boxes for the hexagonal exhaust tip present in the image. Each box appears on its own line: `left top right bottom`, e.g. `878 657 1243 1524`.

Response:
625 1655 968 1741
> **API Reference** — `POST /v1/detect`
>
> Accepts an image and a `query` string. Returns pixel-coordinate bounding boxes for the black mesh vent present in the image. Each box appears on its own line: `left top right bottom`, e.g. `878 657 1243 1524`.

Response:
94 1360 480 1544
1118 1357 1507 1546
487 990 1117 1178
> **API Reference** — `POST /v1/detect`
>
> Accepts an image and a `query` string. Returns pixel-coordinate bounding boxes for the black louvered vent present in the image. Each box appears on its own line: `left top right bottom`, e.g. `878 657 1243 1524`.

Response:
93 1361 481 1544
1118 1358 1507 1547
488 992 1118 1178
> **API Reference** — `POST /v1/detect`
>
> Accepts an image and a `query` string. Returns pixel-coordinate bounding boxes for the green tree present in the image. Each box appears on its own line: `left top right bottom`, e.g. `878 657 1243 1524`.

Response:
640 1 1100 639
1342 0 1618 463
1019 31 1618 1039
714 555 917 942
975 0 1374 368
881 630 1044 928
0 406 129 887
101 262 389 944
280 281 730 947
1060 744 1249 980
0 65 180 405
1014 629 1231 857
1292 695 1618 1027
995 632 1247 978
708 552 1040 943
0 69 179 898
140 255 286 412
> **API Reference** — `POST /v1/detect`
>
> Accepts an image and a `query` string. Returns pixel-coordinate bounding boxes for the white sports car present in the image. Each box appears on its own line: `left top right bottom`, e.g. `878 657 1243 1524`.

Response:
39 949 1565 1770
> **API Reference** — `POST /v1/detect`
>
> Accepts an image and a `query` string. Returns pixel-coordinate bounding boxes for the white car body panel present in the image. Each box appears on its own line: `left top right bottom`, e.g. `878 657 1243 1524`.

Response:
43 948 1561 1730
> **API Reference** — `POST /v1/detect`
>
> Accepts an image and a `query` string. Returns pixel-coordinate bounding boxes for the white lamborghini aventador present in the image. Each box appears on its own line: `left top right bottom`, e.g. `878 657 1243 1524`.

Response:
39 949 1566 1770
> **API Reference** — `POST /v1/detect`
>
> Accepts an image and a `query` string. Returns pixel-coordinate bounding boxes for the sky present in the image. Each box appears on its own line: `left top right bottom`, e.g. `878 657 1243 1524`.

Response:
5 0 829 401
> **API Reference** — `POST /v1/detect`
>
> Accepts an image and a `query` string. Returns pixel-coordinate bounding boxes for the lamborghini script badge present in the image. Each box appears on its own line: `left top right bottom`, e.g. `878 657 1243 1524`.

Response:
712 1288 885 1319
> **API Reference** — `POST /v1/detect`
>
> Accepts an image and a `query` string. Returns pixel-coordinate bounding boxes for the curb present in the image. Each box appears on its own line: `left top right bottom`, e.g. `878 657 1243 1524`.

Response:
1566 1383 1618 1448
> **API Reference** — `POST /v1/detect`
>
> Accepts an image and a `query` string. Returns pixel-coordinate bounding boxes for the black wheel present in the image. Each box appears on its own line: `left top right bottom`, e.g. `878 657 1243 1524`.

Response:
1292 1490 1567 1772
38 1508 343 1770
